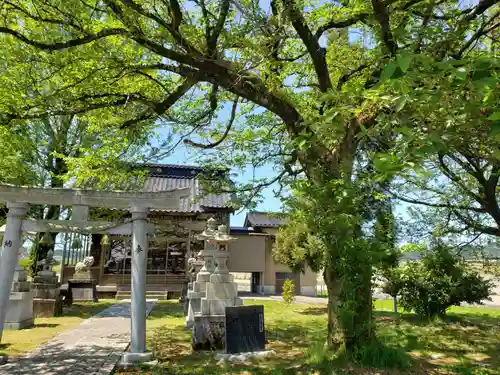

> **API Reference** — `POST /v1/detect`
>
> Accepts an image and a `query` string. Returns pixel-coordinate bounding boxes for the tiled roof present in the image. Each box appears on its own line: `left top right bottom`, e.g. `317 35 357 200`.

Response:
243 211 287 228
141 164 236 213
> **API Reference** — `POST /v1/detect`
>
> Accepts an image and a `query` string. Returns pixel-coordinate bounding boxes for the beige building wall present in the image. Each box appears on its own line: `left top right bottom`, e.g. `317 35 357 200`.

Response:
228 234 266 272
228 229 318 296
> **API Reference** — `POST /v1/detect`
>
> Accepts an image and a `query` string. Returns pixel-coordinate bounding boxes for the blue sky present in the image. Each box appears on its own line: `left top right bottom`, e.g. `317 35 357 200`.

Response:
157 136 283 226
152 0 480 228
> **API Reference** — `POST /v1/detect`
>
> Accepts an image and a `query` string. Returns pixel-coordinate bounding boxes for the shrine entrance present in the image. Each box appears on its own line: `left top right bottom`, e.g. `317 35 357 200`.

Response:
0 184 189 366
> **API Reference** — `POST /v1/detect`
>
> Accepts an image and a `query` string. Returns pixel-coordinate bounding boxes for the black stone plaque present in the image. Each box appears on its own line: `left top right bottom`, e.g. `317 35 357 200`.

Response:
225 305 265 354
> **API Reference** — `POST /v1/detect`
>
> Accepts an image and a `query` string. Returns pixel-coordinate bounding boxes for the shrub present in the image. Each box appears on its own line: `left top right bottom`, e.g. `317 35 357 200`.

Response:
395 243 493 318
282 279 296 304
19 259 33 276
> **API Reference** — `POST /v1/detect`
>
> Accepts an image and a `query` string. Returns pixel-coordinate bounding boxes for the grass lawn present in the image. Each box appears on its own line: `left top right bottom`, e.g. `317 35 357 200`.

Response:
0 300 116 358
116 300 500 375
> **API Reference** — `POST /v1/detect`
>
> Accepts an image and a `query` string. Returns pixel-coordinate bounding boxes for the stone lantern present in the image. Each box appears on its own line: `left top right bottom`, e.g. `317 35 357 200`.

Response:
191 220 242 351
185 217 219 328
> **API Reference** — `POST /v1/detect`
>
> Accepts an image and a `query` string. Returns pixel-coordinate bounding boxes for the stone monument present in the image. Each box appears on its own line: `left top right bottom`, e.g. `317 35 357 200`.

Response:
190 220 241 350
68 255 98 302
5 247 34 330
32 250 62 317
185 218 217 328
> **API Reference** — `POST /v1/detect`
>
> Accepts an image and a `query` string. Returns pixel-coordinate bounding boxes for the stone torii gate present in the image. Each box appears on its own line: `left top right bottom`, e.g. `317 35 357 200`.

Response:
0 184 189 365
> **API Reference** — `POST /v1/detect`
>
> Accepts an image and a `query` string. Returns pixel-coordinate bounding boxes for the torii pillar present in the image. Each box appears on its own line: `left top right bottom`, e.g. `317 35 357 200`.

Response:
0 202 28 342
122 206 152 364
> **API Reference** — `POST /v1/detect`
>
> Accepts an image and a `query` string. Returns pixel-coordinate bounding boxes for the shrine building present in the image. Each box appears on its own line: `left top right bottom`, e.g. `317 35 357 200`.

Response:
53 163 317 297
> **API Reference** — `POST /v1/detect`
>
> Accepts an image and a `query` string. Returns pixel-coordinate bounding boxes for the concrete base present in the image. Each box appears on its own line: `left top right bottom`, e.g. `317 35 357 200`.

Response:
6 291 34 330
262 285 275 295
192 315 225 351
201 297 243 315
118 352 156 369
216 350 276 362
33 298 63 318
4 318 34 330
68 279 98 302
186 298 201 328
300 286 317 297
31 283 60 300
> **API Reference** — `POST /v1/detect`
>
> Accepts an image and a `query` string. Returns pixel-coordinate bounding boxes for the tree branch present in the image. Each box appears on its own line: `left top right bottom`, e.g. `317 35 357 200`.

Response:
207 0 230 57
0 27 127 51
120 78 197 128
337 63 370 90
391 193 487 213
3 1 86 32
283 0 332 92
438 153 486 205
371 0 397 55
184 97 238 149
315 13 369 39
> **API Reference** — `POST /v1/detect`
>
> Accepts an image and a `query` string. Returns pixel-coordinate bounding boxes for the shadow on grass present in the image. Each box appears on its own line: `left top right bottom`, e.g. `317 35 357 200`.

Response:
148 301 185 319
61 301 116 319
114 302 500 375
297 306 327 316
376 310 500 373
34 323 59 328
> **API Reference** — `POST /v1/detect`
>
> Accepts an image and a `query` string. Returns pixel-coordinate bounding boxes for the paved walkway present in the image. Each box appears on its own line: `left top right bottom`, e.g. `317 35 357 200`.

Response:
0 300 156 375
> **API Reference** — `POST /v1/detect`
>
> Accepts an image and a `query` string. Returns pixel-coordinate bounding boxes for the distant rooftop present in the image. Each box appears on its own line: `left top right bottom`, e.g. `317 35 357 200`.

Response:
139 163 236 213
243 211 287 228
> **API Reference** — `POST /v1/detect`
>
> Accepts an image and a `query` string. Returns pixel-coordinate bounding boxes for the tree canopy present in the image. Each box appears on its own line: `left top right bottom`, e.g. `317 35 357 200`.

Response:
1 0 499 353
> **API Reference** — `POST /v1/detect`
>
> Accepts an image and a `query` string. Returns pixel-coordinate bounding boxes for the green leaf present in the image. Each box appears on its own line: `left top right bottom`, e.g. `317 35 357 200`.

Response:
455 67 468 80
489 121 500 136
471 70 491 81
397 53 412 72
391 67 406 79
381 62 397 81
487 112 500 121
394 96 407 112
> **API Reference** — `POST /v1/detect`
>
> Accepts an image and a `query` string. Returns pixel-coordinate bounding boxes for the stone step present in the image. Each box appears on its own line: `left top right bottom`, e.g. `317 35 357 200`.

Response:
115 291 180 300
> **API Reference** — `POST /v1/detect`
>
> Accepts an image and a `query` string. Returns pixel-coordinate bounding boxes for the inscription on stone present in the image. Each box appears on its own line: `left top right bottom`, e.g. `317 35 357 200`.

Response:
225 305 265 354
3 240 12 248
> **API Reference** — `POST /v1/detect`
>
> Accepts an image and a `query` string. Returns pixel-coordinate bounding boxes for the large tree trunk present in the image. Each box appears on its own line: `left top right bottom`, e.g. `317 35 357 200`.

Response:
32 156 68 272
323 250 375 354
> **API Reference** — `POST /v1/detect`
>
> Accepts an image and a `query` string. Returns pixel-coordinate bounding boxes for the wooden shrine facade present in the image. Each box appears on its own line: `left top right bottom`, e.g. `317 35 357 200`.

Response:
59 164 235 296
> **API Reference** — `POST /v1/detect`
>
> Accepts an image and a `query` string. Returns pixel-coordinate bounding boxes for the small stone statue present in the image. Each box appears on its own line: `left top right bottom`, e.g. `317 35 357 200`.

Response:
75 256 94 274
37 249 58 273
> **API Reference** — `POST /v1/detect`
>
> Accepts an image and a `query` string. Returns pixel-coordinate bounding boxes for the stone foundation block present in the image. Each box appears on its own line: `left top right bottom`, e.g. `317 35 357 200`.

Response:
192 315 225 351
31 284 60 299
196 273 211 283
205 282 238 300
6 292 34 330
4 318 34 330
33 298 63 318
68 279 98 302
10 282 31 292
201 298 243 316
209 274 233 283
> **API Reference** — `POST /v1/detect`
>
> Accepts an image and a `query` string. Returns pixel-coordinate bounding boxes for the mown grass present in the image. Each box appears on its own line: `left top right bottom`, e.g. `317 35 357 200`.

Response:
117 300 500 375
0 300 116 357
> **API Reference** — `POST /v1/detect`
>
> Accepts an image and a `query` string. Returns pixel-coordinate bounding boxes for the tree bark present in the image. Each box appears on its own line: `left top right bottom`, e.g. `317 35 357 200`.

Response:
324 253 374 353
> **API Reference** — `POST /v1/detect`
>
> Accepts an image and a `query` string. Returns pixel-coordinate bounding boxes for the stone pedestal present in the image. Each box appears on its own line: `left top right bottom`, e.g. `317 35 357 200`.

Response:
186 272 209 328
32 270 62 317
5 268 34 330
190 221 242 350
192 315 225 351
68 279 98 302
200 273 243 316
